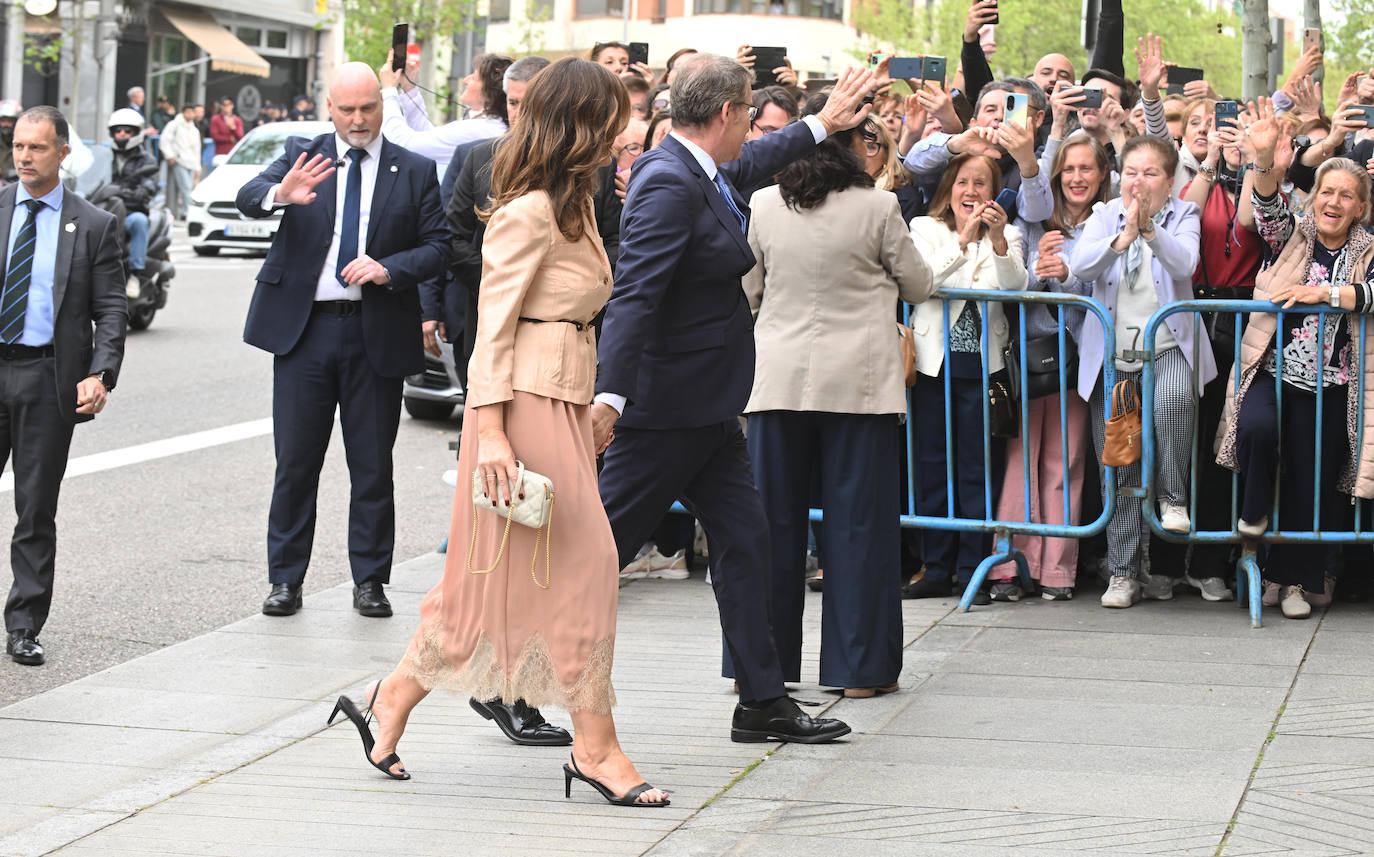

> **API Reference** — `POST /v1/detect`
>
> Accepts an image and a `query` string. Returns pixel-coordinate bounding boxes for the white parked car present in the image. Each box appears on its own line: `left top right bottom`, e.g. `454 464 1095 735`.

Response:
186 121 333 256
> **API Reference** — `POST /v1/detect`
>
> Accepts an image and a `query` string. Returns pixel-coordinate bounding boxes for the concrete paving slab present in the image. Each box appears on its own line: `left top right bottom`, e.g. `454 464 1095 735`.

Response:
937 650 1300 687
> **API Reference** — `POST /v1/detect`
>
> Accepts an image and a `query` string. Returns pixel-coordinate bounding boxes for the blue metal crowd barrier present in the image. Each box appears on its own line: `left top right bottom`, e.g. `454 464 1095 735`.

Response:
1141 299 1374 628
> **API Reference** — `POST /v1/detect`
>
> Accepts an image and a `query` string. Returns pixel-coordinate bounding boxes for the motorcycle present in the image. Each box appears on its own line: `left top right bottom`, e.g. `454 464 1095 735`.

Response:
86 182 176 331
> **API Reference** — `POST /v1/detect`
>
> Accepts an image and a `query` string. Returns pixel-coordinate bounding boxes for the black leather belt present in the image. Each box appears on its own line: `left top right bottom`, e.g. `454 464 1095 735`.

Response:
518 316 588 331
0 343 53 360
313 300 362 317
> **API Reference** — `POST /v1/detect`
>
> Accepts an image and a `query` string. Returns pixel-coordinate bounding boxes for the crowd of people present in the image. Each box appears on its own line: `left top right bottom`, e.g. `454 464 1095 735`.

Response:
4 0 1373 816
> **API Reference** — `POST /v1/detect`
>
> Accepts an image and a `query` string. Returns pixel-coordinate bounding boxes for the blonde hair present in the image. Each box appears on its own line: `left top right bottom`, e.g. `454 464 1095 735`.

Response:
865 118 910 191
1309 157 1372 227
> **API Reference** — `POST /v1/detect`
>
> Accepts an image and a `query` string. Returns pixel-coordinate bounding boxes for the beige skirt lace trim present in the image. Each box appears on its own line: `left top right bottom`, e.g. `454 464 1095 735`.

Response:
401 620 617 714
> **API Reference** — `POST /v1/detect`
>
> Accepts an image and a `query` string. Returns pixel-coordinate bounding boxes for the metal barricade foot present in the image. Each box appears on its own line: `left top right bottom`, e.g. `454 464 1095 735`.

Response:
1237 547 1262 629
959 532 1021 612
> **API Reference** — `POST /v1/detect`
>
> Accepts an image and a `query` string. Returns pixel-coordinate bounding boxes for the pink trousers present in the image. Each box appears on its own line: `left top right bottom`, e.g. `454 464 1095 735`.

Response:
993 393 1089 588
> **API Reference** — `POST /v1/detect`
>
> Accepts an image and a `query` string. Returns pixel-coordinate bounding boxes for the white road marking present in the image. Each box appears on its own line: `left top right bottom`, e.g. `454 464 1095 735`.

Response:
0 417 274 493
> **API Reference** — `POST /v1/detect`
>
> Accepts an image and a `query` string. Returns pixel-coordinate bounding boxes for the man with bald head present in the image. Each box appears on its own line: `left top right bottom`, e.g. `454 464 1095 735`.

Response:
236 61 449 618
1029 54 1076 96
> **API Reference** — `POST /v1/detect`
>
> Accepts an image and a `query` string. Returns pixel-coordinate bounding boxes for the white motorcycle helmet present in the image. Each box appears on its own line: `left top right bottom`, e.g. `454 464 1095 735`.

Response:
107 107 144 152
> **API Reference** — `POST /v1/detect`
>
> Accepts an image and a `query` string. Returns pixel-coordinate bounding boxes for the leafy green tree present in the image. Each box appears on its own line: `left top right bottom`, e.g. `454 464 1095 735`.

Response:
343 0 476 74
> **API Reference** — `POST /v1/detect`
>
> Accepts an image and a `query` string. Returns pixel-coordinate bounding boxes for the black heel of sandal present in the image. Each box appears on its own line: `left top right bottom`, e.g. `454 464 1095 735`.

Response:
562 755 669 807
327 679 411 781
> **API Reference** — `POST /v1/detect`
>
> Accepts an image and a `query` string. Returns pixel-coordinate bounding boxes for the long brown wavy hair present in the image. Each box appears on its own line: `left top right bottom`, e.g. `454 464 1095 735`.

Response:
482 58 630 242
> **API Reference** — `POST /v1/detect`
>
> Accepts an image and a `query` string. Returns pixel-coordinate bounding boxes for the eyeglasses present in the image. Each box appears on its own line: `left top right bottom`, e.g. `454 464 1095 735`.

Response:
616 142 645 156
734 102 758 122
652 98 671 110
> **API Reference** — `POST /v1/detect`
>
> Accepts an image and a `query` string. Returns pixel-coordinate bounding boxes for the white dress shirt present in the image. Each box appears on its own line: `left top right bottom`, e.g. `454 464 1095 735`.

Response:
594 116 827 416
262 132 385 302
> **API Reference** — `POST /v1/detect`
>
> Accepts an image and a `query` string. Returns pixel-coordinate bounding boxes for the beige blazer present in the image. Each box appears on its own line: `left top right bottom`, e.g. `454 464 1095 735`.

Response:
465 190 613 408
908 215 1026 377
742 185 935 415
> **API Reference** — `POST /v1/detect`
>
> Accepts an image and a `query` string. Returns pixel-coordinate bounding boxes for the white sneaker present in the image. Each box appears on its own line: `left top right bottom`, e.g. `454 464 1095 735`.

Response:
1261 580 1281 607
693 522 709 558
1140 573 1176 600
1159 502 1191 534
126 274 141 299
1238 516 1268 538
441 469 458 487
619 543 657 580
1280 585 1311 619
646 548 689 579
1185 574 1235 602
1101 576 1142 608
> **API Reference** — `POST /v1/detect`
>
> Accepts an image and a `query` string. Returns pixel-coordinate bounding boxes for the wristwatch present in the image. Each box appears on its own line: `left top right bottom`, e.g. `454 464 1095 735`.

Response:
1329 283 1341 309
94 369 113 391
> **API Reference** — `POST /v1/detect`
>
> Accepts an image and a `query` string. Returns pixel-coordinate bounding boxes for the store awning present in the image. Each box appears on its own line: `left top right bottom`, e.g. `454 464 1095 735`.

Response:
159 7 271 78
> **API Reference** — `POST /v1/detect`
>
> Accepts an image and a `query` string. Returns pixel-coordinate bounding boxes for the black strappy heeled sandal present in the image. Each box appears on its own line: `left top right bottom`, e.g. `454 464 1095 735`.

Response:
563 755 669 807
327 679 411 781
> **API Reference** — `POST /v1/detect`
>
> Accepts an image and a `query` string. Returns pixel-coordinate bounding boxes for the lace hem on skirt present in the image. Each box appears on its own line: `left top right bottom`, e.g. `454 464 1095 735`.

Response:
400 621 617 714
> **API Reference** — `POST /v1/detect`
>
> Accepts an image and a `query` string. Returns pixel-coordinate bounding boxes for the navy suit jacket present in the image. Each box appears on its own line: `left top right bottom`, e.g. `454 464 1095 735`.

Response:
235 133 449 378
596 122 815 429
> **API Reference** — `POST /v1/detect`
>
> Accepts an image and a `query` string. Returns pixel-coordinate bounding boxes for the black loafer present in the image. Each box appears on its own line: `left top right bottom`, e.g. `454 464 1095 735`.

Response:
731 696 851 744
353 581 392 617
470 697 572 746
262 584 303 616
901 576 952 599
6 629 43 666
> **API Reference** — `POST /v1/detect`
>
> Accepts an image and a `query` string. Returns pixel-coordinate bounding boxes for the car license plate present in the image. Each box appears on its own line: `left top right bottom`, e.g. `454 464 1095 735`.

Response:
223 221 272 238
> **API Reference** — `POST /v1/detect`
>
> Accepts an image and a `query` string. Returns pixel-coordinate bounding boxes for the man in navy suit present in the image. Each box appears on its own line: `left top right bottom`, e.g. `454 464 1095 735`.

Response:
593 55 876 742
235 62 448 618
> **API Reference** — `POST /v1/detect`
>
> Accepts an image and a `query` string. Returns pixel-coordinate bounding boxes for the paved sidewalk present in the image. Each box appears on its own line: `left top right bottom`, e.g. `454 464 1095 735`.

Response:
2 552 1371 857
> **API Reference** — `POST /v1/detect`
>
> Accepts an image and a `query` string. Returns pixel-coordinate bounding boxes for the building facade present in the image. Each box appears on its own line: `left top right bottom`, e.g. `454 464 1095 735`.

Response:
1 0 342 142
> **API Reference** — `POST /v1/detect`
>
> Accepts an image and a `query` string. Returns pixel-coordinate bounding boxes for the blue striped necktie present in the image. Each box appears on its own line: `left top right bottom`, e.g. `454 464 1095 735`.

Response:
714 172 746 234
0 198 41 344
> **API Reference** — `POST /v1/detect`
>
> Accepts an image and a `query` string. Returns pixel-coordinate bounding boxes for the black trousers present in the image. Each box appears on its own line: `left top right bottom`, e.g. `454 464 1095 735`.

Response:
268 311 402 586
599 419 785 703
1 355 75 635
1190 315 1241 578
912 371 1000 584
746 411 903 689
1236 374 1348 591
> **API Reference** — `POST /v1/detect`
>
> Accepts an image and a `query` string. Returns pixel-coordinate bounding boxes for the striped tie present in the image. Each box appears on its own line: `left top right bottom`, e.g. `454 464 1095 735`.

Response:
0 199 41 344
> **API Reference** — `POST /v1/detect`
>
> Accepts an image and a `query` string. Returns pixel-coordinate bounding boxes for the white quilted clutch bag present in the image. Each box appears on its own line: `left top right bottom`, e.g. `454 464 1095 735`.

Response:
470 460 554 529
468 461 556 588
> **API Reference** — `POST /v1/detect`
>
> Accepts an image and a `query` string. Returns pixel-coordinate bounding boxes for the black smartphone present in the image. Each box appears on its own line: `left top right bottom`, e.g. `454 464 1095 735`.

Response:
987 0 999 26
1077 87 1104 109
1351 104 1374 127
1166 66 1203 96
391 23 409 71
751 46 788 88
922 56 947 84
628 42 649 67
1215 100 1240 130
887 57 923 81
994 187 1018 222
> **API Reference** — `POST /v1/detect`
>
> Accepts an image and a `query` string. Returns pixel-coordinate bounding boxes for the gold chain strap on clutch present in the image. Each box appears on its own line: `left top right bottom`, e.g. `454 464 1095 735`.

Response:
465 489 555 589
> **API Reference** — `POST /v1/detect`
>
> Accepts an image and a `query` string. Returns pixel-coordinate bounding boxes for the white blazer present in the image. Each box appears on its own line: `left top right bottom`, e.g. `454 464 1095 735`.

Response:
908 215 1026 377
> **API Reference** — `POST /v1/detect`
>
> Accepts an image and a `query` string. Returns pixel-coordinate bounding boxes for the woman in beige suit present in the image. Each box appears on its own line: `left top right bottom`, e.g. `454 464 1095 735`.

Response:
743 95 934 697
327 59 669 808
904 153 1026 603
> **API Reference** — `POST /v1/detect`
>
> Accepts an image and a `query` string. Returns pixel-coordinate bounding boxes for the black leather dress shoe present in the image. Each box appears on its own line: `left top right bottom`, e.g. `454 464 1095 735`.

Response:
470 697 572 746
6 629 43 666
262 584 303 616
731 696 851 744
353 581 392 617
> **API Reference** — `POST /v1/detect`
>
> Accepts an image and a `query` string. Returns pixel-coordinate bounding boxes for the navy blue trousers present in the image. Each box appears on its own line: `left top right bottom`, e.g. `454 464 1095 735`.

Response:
268 310 402 586
912 371 1000 584
746 410 903 689
599 420 786 704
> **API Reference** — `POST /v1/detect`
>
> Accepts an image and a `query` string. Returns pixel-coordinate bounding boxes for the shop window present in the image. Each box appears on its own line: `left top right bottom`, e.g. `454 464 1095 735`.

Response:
693 0 839 16
235 27 262 45
266 30 288 49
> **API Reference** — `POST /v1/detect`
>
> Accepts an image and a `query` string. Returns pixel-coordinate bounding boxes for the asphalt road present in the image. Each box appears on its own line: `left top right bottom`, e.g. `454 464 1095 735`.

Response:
0 229 461 706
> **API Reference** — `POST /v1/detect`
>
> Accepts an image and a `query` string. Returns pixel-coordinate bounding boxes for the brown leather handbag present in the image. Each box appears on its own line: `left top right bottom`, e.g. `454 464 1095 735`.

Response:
1101 379 1142 466
897 322 917 388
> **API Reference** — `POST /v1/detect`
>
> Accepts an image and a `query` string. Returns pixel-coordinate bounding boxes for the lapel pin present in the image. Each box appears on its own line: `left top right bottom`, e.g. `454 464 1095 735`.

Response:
64 222 75 233
390 164 398 173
